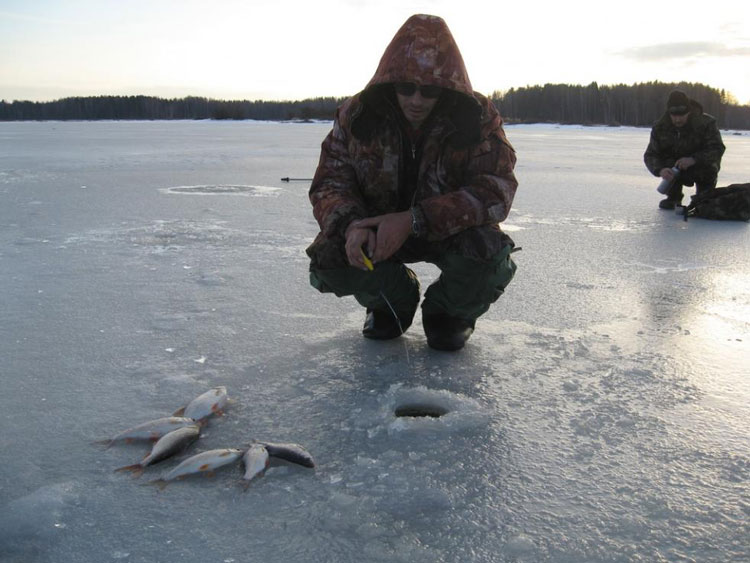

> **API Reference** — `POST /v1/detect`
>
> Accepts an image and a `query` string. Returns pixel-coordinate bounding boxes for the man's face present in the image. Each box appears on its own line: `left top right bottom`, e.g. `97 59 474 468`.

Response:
396 86 440 129
670 112 689 128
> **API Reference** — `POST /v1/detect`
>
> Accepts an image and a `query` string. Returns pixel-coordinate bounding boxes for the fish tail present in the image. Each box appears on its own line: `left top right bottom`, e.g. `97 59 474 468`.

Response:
115 464 144 478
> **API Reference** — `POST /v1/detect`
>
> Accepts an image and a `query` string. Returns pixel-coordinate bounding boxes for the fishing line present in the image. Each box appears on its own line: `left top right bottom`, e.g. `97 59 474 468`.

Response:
361 249 411 366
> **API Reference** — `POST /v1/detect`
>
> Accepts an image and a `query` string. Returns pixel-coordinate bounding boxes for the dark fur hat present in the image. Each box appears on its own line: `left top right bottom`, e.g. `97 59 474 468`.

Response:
667 90 690 115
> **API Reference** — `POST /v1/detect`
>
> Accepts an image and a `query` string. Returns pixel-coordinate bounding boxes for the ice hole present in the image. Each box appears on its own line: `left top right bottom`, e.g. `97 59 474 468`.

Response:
394 403 449 418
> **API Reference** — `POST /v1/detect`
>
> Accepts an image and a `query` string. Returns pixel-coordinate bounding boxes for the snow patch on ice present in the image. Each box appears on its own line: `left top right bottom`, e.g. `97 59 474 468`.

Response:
244 229 310 261
60 220 310 271
513 212 660 232
61 220 252 253
505 533 536 556
626 259 712 275
0 168 56 184
362 384 491 437
161 184 281 197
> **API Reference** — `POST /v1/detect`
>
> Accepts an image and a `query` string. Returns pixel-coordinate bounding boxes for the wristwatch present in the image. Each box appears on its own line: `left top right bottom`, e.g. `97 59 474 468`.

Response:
410 206 424 238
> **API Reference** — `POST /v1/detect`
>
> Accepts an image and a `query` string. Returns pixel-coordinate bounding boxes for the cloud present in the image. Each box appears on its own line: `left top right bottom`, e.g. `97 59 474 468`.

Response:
618 42 750 61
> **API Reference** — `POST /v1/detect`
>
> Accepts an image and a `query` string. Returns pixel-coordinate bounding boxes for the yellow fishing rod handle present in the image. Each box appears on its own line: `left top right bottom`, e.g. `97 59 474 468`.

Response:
360 248 375 271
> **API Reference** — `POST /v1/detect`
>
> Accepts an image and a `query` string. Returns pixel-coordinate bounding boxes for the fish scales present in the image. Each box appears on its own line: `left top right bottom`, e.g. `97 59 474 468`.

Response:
174 386 228 421
115 425 201 477
149 448 243 489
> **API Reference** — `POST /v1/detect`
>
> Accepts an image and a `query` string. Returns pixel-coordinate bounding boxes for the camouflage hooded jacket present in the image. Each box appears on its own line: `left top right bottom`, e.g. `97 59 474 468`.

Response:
306 14 517 267
644 99 725 177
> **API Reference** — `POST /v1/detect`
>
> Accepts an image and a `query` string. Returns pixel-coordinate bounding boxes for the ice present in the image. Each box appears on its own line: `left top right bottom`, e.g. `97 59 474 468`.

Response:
369 383 491 436
0 482 78 554
0 120 748 562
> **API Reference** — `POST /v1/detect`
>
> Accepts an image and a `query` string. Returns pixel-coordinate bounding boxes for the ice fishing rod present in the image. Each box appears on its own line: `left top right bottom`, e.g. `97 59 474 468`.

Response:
360 249 405 335
280 177 313 182
360 248 411 365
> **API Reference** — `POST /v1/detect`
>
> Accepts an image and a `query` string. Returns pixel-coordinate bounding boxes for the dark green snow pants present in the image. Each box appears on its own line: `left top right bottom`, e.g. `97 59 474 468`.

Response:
309 246 516 323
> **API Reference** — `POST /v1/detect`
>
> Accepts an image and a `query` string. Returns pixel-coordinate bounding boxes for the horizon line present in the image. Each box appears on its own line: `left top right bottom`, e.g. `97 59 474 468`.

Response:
2 80 748 107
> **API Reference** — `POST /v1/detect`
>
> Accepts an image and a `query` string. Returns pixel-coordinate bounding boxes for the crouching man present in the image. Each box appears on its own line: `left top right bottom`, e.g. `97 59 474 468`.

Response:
644 89 725 210
305 14 519 351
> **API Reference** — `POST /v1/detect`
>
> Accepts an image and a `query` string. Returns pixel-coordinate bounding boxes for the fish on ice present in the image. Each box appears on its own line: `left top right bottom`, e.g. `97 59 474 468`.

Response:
94 417 199 448
241 444 269 489
173 386 228 421
115 424 201 478
148 448 243 490
259 440 315 468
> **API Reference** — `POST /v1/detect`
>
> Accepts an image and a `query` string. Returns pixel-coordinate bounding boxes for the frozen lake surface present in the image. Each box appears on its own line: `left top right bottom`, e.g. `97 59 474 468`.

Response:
1 120 748 562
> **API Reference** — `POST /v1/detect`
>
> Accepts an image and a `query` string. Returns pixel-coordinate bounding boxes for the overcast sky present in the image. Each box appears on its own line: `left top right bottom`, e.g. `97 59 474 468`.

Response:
2 0 749 105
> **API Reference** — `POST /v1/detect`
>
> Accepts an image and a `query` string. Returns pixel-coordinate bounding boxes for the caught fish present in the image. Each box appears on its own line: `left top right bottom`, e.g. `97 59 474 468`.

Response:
148 448 243 490
93 417 198 448
173 386 228 421
115 425 201 478
241 444 269 489
259 441 315 468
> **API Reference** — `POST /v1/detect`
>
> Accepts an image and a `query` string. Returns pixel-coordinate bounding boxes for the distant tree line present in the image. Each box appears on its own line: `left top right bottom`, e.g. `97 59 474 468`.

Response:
0 95 345 122
2 82 749 129
492 81 750 130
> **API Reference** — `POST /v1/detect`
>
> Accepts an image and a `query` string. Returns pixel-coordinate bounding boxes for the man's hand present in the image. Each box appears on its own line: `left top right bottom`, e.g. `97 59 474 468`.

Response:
345 224 376 270
660 167 677 181
349 211 411 264
675 157 696 171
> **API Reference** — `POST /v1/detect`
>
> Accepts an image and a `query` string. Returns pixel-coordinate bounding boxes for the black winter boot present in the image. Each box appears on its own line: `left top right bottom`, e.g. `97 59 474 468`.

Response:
660 182 684 209
659 197 682 210
362 308 413 340
422 313 475 351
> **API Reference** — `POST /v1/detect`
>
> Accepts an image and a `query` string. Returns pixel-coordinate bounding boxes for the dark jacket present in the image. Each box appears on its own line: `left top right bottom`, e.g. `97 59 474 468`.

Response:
306 14 517 268
644 100 725 176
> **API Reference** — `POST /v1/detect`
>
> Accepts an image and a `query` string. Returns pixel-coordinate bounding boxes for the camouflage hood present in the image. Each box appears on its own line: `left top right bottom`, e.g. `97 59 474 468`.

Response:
354 14 482 146
307 14 518 269
365 14 474 96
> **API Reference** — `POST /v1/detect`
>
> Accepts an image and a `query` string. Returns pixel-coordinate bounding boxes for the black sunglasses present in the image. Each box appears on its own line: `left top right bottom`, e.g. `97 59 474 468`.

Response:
394 82 442 99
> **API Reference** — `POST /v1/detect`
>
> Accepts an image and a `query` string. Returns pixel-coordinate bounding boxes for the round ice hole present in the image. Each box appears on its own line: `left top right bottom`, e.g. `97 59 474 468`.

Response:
394 403 449 418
